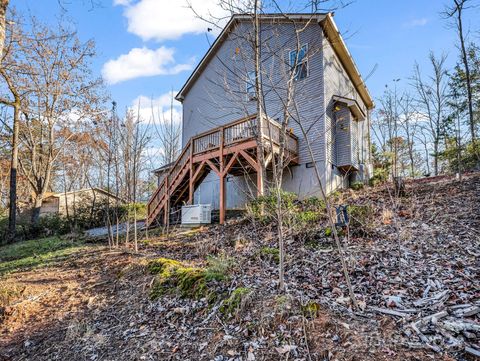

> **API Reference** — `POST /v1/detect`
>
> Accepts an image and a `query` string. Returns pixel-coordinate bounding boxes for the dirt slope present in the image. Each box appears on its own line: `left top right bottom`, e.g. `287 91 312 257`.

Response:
0 173 479 361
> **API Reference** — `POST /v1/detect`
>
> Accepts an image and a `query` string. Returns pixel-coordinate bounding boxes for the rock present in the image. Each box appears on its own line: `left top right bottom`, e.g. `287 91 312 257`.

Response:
275 345 297 354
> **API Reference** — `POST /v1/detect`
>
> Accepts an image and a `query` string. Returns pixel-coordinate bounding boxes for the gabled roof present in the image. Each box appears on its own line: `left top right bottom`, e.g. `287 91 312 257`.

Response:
175 13 374 110
153 162 174 175
46 187 124 201
333 95 366 120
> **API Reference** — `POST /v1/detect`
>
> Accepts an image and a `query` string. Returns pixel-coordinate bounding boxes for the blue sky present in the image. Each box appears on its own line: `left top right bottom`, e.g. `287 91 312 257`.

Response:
12 0 480 114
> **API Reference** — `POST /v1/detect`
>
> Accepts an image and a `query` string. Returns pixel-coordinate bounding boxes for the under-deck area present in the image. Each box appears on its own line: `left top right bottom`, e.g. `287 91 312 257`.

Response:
146 115 299 226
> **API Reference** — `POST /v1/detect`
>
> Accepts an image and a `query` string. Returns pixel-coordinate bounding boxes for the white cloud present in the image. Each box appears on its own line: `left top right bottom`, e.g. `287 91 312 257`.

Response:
113 0 132 5
115 0 232 42
403 18 429 28
130 92 182 123
102 47 192 84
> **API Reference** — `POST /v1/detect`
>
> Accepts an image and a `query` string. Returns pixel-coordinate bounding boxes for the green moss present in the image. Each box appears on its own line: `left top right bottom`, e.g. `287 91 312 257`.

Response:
259 246 279 263
147 257 182 276
148 256 232 301
220 287 251 317
324 227 332 237
176 267 208 298
302 300 321 318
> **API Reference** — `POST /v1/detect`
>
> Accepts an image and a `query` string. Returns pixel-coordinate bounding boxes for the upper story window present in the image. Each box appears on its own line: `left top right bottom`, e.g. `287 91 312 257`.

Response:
246 71 256 101
289 43 308 80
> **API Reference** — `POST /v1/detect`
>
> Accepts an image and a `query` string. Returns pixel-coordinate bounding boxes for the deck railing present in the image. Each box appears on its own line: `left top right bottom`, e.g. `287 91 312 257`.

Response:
147 115 298 222
191 115 298 155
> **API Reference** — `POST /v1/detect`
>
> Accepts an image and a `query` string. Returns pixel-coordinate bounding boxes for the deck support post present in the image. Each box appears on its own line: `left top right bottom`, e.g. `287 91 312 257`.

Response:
188 145 193 205
219 173 226 224
219 126 225 224
164 177 169 226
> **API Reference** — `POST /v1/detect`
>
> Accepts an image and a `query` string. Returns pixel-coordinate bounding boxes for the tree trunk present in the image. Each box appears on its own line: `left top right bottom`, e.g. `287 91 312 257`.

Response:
7 102 19 241
409 151 415 178
253 0 266 196
424 142 430 176
456 4 475 141
31 195 43 225
0 0 9 61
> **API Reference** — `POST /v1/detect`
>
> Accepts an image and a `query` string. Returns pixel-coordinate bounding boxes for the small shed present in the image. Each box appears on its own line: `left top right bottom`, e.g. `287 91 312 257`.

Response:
40 188 123 217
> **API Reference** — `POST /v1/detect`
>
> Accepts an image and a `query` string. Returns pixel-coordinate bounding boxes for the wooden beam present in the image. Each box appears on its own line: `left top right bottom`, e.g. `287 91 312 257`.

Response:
164 176 169 226
206 159 221 176
163 203 168 225
219 173 225 225
191 139 258 163
188 143 193 204
239 150 259 171
174 185 190 206
223 152 239 176
224 140 257 154
192 160 206 184
193 150 220 163
219 127 226 225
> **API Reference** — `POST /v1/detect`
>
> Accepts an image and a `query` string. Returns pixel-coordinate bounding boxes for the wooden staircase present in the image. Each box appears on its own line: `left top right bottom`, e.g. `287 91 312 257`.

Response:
146 115 298 227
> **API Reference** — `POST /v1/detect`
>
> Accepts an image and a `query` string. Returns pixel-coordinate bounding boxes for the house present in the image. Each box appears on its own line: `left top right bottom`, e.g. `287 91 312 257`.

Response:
40 188 123 217
147 13 374 226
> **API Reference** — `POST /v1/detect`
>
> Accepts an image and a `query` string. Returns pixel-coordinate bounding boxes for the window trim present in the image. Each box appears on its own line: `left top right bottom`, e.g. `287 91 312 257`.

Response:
289 43 309 80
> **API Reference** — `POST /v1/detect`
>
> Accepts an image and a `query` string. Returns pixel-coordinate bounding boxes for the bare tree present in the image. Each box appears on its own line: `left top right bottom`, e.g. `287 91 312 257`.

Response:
443 0 477 141
11 18 104 224
187 1 359 296
0 11 26 240
153 92 182 166
412 53 449 176
398 93 420 177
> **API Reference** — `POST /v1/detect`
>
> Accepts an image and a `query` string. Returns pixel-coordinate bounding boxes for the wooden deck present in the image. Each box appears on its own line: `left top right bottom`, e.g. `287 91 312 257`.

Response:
146 115 298 226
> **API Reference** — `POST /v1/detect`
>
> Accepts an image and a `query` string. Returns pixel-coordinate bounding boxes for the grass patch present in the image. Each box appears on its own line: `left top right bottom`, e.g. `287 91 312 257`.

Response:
259 246 279 263
349 204 375 236
219 287 251 317
205 255 233 281
0 236 88 275
0 283 24 308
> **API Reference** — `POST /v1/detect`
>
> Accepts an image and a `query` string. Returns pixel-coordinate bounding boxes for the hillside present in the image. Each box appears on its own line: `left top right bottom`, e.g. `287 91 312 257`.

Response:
1 173 479 361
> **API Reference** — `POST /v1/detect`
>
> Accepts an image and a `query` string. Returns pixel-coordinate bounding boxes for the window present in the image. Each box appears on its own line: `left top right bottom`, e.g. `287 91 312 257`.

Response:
246 71 256 100
289 44 308 80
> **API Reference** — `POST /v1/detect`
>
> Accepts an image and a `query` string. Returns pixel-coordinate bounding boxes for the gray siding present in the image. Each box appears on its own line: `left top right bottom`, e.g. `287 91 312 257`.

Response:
322 35 371 192
182 20 326 164
334 104 353 167
179 19 371 207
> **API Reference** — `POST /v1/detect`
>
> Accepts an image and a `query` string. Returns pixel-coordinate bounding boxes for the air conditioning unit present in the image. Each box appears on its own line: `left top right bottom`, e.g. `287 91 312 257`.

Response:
181 204 212 225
